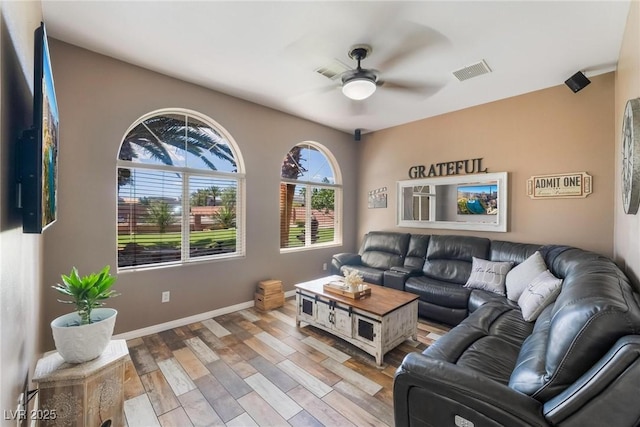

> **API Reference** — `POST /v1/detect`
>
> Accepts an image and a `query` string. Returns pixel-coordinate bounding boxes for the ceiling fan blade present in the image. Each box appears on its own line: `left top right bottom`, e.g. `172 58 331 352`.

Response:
376 22 450 71
314 84 341 95
287 83 341 104
378 79 444 97
282 3 407 71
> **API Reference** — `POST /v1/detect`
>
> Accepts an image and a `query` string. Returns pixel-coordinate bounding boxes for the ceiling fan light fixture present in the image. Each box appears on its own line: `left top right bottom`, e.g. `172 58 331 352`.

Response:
342 77 376 100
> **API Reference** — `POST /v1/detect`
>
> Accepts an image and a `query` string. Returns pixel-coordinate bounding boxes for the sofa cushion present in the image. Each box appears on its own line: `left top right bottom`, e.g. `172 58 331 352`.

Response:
505 251 548 301
423 235 490 284
359 231 410 270
468 289 519 313
424 302 534 385
406 276 471 309
339 265 385 285
422 259 474 285
417 300 467 326
426 235 491 262
517 269 562 321
403 234 430 271
464 257 513 295
490 240 542 265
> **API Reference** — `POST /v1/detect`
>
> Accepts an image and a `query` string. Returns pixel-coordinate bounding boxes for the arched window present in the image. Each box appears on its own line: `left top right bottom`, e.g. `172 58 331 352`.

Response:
117 109 245 269
280 142 341 250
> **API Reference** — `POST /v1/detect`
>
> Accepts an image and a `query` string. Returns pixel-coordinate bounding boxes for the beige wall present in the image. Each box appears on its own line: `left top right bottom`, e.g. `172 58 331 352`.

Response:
0 0 44 422
359 73 615 257
42 41 358 350
614 0 640 287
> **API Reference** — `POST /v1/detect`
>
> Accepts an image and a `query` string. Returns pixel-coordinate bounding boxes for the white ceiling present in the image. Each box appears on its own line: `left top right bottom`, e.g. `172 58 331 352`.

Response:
42 1 630 135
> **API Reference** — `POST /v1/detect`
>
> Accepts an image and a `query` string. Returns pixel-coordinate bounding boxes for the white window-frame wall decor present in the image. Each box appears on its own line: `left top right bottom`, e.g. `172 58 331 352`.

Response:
397 172 508 232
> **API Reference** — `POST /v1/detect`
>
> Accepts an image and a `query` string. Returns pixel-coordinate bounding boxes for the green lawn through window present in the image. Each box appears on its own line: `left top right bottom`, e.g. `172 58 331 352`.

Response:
118 227 335 249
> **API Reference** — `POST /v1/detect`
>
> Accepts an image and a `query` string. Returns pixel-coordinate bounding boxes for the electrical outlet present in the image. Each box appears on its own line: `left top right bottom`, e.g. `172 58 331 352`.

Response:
162 291 170 303
322 263 327 271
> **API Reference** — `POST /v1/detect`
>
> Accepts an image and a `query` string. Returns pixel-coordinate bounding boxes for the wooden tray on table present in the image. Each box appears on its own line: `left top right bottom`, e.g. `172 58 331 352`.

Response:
323 280 372 299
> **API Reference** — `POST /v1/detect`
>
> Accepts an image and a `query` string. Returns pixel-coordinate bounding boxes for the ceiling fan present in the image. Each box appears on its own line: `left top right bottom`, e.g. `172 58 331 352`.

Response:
341 45 378 100
339 44 437 102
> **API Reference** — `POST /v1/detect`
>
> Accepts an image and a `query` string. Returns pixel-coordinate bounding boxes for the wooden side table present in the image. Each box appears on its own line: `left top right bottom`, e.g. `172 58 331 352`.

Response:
33 340 129 427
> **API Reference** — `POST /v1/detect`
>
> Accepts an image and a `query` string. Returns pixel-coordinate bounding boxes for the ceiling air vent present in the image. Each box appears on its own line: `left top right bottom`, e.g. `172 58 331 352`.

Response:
315 59 351 80
452 60 492 82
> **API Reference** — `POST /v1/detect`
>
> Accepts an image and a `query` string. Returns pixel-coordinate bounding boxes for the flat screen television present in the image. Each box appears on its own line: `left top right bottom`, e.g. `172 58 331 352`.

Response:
18 22 59 233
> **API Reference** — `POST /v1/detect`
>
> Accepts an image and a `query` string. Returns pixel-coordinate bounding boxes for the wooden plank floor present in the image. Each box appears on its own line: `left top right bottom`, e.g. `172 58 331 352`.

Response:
124 298 449 427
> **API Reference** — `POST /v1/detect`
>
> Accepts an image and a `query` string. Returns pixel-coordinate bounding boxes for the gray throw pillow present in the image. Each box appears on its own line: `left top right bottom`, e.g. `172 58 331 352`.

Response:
464 257 514 295
505 251 547 301
518 269 563 322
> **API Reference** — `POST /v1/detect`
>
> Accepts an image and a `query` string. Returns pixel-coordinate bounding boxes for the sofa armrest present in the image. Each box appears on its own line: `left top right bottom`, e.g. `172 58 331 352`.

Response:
330 253 362 275
383 267 421 291
542 336 640 427
394 353 547 427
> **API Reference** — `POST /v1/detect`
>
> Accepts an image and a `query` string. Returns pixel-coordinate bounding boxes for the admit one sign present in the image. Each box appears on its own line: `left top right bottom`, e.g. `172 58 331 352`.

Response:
527 172 592 199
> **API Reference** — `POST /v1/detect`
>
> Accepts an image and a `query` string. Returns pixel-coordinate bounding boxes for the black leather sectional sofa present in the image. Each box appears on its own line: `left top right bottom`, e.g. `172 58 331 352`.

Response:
331 231 640 427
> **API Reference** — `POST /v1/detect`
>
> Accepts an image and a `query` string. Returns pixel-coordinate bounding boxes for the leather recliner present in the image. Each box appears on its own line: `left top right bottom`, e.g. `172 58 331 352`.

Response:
332 232 640 426
331 231 410 284
393 244 640 427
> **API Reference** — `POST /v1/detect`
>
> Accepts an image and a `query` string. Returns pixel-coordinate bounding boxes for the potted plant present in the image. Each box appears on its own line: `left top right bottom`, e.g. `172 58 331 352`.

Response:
50 265 119 363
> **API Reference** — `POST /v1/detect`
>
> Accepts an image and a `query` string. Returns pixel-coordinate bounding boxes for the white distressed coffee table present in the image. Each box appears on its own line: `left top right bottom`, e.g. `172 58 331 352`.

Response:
295 275 419 366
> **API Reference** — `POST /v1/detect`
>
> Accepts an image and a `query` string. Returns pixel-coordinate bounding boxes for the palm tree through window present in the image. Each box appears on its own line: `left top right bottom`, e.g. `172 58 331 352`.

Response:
280 142 341 250
117 110 244 269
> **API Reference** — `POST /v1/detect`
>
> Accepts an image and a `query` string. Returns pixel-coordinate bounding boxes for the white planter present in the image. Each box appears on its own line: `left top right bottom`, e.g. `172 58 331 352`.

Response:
51 308 117 364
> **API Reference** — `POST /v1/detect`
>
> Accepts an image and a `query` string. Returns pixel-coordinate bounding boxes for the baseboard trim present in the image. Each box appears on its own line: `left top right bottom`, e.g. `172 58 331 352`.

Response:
113 289 297 341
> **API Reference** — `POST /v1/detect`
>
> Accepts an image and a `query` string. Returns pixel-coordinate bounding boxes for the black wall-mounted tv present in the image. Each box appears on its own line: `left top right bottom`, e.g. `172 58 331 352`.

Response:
17 22 59 233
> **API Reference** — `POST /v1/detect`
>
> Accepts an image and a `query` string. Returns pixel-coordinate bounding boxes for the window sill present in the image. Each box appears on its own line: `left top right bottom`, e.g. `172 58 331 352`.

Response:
117 252 246 274
280 241 342 254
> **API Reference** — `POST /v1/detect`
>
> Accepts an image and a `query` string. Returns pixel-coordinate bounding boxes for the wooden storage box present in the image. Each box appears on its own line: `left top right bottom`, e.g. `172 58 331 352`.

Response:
258 279 283 295
255 279 284 310
255 291 285 310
